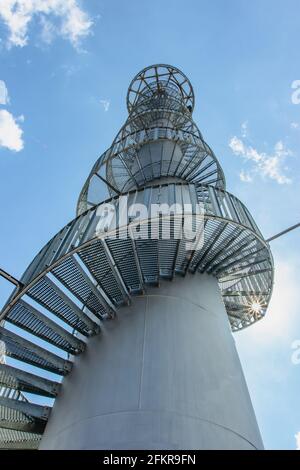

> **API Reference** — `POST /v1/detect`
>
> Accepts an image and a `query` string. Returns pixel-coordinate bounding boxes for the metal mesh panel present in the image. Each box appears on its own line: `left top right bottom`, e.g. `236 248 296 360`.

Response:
0 328 70 375
78 240 125 306
6 300 83 354
106 238 142 293
0 427 41 449
28 277 94 336
52 257 107 319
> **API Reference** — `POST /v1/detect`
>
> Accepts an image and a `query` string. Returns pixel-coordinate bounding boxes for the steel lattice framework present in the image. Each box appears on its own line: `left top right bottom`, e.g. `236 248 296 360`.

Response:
0 64 274 448
77 65 225 214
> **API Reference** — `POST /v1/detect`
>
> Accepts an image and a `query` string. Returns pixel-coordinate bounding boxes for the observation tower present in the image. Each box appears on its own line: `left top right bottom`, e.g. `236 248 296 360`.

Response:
0 65 274 450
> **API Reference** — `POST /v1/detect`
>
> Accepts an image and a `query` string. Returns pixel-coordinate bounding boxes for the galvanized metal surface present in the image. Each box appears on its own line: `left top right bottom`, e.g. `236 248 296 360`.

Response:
40 274 264 450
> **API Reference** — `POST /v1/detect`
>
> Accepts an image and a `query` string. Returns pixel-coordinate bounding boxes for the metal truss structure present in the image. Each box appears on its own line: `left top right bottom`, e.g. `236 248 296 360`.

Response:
0 356 44 449
0 64 274 448
77 65 225 213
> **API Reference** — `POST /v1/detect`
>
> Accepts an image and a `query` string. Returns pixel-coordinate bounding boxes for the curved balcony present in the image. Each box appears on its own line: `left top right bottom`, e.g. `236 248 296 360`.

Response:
0 182 273 440
2 183 273 329
127 64 195 114
77 126 225 214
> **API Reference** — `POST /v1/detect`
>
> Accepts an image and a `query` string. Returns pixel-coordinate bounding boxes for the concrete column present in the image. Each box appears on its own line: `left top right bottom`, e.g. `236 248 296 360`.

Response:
39 273 263 450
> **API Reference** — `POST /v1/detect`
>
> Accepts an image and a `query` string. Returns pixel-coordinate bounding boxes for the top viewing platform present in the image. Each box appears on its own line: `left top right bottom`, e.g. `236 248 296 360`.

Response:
126 64 195 114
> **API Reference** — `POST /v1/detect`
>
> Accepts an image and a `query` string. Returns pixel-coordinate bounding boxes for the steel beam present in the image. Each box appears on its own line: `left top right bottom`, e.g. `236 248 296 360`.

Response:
28 276 100 337
6 299 85 355
0 326 72 376
101 239 131 304
0 363 60 398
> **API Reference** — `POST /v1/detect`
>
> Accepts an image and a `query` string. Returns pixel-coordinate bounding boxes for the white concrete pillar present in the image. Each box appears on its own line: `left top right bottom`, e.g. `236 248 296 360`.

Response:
40 273 263 450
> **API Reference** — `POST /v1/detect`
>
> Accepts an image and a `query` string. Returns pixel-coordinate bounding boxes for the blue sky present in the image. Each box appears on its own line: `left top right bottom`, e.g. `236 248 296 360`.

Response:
0 0 300 450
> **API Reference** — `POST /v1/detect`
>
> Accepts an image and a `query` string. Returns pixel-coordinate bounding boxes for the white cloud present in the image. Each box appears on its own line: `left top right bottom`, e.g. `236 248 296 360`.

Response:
60 1 92 48
296 432 300 450
0 80 10 105
291 122 300 130
61 63 80 77
229 136 292 184
291 80 300 105
16 114 25 122
100 99 110 112
0 0 93 49
229 136 245 155
0 109 24 151
239 170 253 183
241 121 248 138
40 15 56 44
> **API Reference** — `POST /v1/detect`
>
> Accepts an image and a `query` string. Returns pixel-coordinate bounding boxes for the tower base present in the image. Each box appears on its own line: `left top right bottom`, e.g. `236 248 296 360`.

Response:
39 273 263 450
